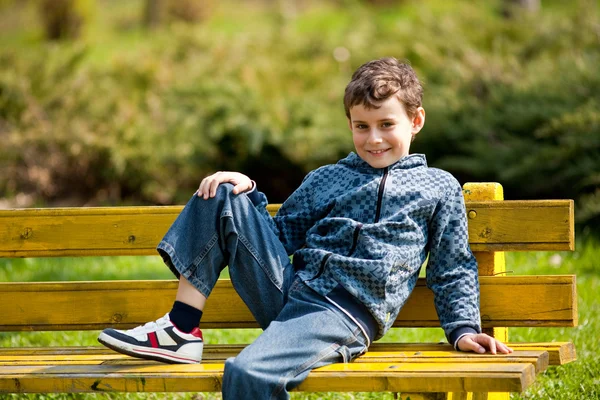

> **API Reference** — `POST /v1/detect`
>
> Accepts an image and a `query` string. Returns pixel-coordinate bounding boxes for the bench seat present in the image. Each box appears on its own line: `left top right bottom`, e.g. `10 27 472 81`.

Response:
0 346 550 393
0 341 575 394
0 342 574 366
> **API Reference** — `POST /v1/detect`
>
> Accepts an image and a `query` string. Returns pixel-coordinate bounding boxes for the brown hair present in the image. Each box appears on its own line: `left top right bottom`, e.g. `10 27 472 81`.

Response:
344 57 423 119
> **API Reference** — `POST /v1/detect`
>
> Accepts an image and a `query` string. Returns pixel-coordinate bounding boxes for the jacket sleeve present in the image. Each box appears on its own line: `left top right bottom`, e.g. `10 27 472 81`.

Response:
425 179 482 345
248 170 329 255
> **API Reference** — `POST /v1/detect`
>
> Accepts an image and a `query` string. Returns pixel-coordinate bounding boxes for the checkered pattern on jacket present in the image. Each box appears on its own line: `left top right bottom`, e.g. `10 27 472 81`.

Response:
254 152 481 341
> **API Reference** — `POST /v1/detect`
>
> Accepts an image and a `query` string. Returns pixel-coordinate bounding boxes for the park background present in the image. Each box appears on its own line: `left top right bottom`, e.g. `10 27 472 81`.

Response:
0 0 599 399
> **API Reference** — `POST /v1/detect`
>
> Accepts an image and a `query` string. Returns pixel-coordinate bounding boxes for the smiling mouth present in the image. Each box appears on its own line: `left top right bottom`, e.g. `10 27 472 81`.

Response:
368 149 389 155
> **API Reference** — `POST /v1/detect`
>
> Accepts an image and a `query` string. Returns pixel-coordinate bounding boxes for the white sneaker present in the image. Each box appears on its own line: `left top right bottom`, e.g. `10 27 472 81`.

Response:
98 313 203 364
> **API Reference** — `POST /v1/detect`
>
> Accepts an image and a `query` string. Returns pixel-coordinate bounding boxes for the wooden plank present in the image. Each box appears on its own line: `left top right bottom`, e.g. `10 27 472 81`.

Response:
465 200 574 251
369 342 575 366
0 342 572 366
362 351 548 373
0 200 574 257
0 349 549 374
505 342 577 365
0 362 536 393
0 276 577 331
0 206 182 258
398 275 577 328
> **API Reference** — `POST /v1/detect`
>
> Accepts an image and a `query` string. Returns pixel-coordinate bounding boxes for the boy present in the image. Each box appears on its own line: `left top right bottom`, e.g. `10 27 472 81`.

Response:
98 57 511 399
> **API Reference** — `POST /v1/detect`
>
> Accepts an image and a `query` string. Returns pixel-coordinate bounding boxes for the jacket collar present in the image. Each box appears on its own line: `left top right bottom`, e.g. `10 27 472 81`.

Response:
338 152 427 172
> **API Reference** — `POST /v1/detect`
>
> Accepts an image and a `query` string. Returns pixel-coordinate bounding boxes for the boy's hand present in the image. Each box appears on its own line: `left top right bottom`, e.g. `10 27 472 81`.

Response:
457 333 513 355
197 171 253 200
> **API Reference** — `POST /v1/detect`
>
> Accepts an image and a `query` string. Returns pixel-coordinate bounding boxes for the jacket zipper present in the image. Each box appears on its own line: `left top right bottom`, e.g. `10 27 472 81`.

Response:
308 253 332 281
374 167 389 223
309 168 386 281
348 223 363 256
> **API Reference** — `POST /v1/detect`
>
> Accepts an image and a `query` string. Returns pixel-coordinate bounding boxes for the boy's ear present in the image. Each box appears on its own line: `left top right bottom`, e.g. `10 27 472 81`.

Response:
411 107 426 135
347 118 353 131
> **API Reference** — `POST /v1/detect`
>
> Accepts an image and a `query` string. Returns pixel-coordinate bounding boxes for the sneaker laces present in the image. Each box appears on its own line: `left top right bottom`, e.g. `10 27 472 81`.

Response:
127 313 171 334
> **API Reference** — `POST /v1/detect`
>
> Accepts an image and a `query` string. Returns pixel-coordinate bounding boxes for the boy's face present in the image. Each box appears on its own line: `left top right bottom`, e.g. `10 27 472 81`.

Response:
348 96 425 169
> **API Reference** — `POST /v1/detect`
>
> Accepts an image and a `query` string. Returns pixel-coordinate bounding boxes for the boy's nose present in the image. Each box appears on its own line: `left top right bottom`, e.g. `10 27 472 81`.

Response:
367 130 383 144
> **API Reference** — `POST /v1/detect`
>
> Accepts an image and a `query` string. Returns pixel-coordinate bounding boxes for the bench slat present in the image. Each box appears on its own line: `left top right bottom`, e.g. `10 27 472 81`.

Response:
0 200 574 257
465 200 574 251
0 342 572 366
369 342 575 366
0 276 577 331
0 361 536 393
0 349 549 373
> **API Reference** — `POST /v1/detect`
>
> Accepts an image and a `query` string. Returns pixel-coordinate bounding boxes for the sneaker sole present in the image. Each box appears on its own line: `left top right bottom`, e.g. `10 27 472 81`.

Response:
98 332 202 364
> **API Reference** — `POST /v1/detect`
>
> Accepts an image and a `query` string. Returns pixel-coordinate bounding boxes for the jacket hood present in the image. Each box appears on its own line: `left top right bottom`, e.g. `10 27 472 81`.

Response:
337 152 428 172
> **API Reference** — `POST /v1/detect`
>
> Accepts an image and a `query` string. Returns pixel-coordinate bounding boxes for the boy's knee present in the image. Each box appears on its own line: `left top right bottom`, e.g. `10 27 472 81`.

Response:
223 356 261 396
206 183 237 202
190 183 236 205
216 182 236 196
224 355 252 380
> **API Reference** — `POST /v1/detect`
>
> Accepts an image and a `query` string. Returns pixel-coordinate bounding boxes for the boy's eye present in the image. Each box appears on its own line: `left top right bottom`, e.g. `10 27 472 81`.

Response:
382 122 393 128
356 124 368 130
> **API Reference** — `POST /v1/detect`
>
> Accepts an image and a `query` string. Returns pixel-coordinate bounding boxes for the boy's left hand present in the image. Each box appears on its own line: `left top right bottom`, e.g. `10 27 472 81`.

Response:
457 333 513 354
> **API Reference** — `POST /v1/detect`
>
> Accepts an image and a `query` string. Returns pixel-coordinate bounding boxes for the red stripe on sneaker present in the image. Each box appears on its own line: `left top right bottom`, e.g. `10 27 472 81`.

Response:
190 327 203 340
148 332 159 348
137 347 199 363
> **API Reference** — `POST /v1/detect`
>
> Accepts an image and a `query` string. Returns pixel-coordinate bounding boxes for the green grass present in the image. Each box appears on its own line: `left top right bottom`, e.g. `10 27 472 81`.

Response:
508 239 600 400
0 237 598 399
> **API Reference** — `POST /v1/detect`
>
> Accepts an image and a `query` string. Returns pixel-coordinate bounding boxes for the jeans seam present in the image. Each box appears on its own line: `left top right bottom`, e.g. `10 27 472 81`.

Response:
157 240 213 298
238 231 284 294
325 295 372 347
192 233 219 268
270 303 363 398
271 342 341 399
323 299 369 347
292 283 367 346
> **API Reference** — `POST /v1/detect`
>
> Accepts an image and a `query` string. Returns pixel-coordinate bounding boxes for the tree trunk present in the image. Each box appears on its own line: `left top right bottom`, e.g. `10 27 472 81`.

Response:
39 0 84 40
143 0 165 29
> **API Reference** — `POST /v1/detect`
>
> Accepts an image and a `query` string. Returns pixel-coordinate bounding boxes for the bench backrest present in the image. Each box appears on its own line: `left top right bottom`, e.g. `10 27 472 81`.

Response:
0 201 573 258
0 183 576 333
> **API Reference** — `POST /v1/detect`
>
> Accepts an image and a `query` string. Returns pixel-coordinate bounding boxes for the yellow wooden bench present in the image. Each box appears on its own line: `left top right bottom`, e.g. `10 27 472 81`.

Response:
0 183 577 399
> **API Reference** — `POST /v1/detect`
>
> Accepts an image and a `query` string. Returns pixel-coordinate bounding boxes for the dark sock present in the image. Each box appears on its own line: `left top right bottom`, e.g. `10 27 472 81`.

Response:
169 301 203 333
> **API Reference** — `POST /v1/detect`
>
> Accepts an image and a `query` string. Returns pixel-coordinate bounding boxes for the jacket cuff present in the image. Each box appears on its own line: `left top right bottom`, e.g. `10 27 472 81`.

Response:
449 326 479 350
245 181 261 206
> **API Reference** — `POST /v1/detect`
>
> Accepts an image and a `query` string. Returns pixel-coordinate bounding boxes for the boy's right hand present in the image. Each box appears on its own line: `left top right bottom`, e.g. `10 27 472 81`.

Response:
197 171 253 200
457 333 513 355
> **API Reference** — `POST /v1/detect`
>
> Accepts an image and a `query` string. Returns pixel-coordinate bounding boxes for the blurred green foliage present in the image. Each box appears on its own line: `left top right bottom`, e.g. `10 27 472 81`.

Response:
0 0 598 232
39 0 95 40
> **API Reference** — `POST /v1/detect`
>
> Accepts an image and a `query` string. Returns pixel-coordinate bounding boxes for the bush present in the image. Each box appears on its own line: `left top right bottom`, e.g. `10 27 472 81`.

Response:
413 8 600 232
0 1 598 231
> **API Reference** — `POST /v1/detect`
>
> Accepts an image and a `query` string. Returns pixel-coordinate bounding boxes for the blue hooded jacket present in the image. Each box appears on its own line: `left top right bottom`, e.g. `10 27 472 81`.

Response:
251 152 481 342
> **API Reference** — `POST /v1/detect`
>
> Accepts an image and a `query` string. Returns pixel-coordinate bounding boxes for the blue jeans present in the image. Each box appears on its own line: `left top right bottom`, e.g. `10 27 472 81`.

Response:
157 184 368 399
